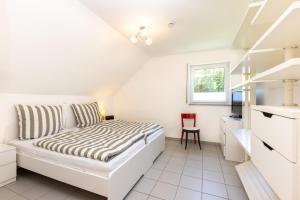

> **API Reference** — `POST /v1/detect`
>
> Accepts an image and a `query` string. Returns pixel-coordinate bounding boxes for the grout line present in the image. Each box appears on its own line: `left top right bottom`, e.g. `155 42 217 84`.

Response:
202 192 228 199
5 187 32 200
146 146 175 200
218 145 230 200
201 141 204 200
173 141 188 200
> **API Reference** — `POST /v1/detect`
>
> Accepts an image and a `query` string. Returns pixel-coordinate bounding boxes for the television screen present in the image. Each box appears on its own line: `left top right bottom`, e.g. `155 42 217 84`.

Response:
231 91 242 117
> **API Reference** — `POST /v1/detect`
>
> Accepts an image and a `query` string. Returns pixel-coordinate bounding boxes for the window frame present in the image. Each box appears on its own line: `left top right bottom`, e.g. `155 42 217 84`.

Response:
186 62 230 105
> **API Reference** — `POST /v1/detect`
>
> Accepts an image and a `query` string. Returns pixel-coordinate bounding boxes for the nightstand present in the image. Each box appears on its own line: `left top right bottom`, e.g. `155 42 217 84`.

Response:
0 144 16 187
105 115 114 120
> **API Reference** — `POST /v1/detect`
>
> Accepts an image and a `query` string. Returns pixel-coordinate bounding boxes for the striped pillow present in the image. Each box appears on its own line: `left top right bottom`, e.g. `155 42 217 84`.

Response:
71 102 101 127
15 105 63 140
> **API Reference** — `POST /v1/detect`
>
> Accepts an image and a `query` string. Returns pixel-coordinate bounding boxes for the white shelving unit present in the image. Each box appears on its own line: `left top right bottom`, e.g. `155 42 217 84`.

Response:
252 58 300 81
252 1 300 50
251 0 294 25
230 48 284 74
232 1 269 49
231 1 300 106
232 58 300 89
230 81 251 90
232 129 251 155
230 1 300 199
236 161 279 200
252 105 300 118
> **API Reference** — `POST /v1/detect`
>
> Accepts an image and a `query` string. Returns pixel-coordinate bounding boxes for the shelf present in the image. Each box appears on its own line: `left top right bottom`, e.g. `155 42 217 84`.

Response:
252 105 300 119
251 0 294 25
230 80 251 90
251 58 300 82
253 1 300 50
236 161 279 200
232 129 251 155
232 1 270 49
230 48 284 74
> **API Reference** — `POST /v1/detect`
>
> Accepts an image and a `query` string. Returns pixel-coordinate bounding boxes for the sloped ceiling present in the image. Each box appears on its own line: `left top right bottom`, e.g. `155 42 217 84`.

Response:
80 0 249 56
0 0 149 97
0 0 249 97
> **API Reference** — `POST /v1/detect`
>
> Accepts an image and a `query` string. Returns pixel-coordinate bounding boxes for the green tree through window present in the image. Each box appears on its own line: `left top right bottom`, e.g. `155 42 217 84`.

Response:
193 67 224 93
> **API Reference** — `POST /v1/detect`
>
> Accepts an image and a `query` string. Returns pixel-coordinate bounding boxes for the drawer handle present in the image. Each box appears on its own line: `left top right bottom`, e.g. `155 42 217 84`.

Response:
262 112 273 118
262 141 273 151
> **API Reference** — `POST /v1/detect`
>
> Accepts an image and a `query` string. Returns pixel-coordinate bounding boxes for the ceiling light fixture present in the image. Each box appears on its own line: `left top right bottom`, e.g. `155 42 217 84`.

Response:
145 37 152 46
168 22 175 28
130 26 153 46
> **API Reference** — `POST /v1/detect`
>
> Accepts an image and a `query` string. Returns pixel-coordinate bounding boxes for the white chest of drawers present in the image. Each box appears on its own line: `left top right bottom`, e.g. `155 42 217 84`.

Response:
0 144 16 187
251 105 300 200
219 116 244 162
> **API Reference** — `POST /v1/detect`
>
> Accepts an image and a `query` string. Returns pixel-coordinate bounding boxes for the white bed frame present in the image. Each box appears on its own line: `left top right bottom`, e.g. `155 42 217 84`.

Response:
17 132 165 200
0 94 165 200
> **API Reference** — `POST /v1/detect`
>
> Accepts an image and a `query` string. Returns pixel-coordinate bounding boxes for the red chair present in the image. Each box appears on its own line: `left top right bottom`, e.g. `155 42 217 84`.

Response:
181 113 201 150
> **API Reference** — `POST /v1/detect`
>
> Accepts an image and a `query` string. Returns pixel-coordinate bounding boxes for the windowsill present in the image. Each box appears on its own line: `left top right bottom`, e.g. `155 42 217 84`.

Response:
188 102 231 106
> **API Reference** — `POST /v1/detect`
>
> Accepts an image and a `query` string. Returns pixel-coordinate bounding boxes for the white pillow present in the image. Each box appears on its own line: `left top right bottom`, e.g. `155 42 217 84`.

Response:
15 104 63 140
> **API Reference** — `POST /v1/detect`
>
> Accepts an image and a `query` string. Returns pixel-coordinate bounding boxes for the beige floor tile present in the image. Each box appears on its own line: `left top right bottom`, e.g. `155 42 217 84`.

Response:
203 170 224 183
179 175 202 192
175 187 202 200
226 185 248 200
145 168 162 180
134 177 156 194
151 182 177 200
125 191 148 200
202 180 228 199
159 171 181 186
183 166 202 178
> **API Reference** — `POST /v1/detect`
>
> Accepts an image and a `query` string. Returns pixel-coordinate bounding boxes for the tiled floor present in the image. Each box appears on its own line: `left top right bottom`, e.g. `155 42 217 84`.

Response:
0 139 248 200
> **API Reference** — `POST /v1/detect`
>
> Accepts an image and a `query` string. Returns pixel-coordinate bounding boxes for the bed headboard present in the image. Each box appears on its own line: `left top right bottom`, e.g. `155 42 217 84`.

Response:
0 94 97 143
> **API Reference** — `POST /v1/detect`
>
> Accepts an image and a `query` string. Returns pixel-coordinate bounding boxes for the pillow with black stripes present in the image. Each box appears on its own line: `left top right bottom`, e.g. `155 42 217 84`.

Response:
15 105 63 140
71 102 101 128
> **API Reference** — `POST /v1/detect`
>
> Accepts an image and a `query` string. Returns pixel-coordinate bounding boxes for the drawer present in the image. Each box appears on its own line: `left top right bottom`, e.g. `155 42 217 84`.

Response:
251 136 296 200
0 163 16 184
251 109 298 162
0 150 16 166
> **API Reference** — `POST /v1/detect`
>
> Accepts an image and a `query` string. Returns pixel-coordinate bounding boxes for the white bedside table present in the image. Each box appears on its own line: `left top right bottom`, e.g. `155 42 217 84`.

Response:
0 144 16 187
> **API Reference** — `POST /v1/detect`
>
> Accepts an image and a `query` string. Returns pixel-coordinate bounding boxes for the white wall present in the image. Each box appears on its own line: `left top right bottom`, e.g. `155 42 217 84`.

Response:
0 0 149 99
0 0 9 72
257 83 300 106
114 49 244 143
0 93 96 143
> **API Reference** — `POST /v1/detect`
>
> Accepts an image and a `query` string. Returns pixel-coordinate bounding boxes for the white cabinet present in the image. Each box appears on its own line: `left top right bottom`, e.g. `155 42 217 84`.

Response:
219 116 244 162
251 135 296 200
0 144 16 187
251 105 300 200
252 108 297 162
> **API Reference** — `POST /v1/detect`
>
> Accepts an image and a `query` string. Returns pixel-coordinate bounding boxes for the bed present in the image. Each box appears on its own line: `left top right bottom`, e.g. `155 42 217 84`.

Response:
10 124 164 200
0 94 165 200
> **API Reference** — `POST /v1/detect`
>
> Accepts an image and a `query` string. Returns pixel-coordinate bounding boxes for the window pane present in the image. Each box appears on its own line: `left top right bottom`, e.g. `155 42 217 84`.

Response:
188 63 228 104
193 67 225 93
193 92 226 102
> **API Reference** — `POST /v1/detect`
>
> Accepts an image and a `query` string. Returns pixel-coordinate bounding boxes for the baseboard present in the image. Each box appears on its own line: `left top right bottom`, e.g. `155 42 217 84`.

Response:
165 136 220 145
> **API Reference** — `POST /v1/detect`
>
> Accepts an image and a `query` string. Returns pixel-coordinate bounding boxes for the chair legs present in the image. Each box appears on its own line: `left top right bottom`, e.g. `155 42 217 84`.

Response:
182 130 201 150
197 131 202 150
185 132 188 150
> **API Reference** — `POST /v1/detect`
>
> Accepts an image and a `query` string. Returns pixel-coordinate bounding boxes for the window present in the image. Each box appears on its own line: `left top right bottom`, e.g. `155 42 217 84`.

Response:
187 62 229 104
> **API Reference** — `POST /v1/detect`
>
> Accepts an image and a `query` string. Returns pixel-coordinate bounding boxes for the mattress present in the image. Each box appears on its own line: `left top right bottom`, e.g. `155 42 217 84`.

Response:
9 128 164 177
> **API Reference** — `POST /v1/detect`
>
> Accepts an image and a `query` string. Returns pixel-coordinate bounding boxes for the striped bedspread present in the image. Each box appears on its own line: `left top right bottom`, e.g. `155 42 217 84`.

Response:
99 120 163 141
34 120 163 162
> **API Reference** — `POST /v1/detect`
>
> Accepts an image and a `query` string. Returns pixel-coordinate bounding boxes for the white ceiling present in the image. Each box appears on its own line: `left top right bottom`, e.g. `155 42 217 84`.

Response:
1 0 149 97
80 0 249 56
